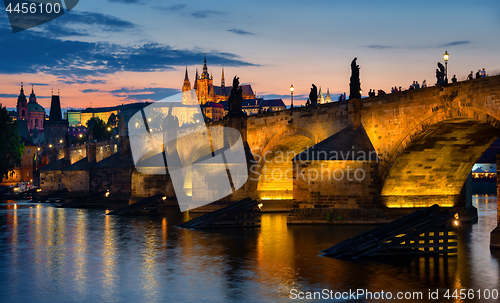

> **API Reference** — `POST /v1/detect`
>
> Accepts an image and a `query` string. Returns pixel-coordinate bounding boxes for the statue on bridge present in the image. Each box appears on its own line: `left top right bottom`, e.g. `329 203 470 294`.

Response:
309 84 318 105
436 62 446 85
227 76 245 116
349 57 361 100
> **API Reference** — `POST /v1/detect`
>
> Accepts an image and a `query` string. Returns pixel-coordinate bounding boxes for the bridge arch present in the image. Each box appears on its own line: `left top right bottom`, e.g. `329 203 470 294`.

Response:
380 107 500 208
248 127 317 200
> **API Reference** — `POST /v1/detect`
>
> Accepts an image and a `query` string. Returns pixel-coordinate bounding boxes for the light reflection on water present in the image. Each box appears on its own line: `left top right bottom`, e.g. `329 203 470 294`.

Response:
0 197 498 302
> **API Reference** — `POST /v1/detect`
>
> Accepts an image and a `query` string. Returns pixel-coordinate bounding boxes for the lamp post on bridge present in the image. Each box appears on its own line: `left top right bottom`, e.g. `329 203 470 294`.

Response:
290 84 294 109
444 50 449 83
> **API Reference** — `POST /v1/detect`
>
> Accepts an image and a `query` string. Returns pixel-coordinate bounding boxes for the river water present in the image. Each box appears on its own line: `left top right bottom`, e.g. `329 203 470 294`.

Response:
0 196 499 302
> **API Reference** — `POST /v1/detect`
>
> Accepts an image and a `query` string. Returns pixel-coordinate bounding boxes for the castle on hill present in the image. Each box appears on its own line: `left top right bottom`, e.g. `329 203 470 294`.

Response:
182 55 256 105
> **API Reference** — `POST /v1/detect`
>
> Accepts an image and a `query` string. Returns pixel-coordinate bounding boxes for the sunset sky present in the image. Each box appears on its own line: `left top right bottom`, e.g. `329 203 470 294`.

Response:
1 0 499 110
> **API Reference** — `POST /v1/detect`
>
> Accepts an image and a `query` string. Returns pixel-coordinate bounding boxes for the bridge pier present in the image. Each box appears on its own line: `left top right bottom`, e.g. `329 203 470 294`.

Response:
490 153 500 249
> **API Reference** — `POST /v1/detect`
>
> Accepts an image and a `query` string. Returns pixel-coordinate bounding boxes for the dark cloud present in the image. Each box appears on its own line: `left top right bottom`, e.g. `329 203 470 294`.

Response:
154 5 224 19
440 41 471 47
367 41 472 50
227 29 255 36
29 83 49 86
159 4 187 11
81 89 100 93
191 10 225 19
108 0 144 3
0 30 256 79
0 93 18 98
109 87 180 101
36 11 137 37
62 79 107 85
367 45 394 49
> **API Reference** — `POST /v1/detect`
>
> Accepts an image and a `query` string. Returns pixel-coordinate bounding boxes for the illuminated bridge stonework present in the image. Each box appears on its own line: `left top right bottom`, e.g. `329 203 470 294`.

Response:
201 76 500 231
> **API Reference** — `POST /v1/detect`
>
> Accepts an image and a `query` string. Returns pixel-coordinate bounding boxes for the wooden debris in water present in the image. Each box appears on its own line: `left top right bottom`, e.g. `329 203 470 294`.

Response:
31 188 69 203
322 204 458 258
177 198 262 229
106 194 166 215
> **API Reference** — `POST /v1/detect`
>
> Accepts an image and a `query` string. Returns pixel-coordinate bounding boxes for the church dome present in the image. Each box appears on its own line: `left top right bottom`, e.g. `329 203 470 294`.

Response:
28 102 45 113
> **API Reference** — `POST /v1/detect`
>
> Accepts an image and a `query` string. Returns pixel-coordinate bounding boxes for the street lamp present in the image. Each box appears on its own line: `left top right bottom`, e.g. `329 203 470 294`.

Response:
290 84 294 108
443 50 449 83
107 127 111 131
59 139 63 144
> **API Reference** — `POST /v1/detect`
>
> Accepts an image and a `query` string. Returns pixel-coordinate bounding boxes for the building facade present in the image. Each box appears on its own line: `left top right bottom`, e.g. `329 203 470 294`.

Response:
1 137 38 184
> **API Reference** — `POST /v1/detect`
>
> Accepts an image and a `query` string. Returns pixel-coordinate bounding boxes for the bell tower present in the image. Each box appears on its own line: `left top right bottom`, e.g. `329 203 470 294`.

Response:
221 67 225 89
16 82 28 120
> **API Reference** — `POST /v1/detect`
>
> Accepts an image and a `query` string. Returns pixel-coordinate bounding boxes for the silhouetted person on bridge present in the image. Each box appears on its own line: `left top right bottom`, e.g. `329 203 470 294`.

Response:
452 75 457 83
481 68 487 78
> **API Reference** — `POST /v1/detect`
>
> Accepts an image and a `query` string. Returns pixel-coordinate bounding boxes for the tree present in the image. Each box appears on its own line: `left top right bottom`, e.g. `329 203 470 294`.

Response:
86 117 108 141
107 113 118 128
0 105 24 180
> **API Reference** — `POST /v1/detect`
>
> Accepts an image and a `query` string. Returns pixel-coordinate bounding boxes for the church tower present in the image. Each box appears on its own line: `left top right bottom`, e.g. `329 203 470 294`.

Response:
182 67 197 105
16 82 28 120
44 90 68 146
318 87 325 104
193 68 198 90
325 88 332 103
182 67 191 92
29 85 36 103
196 54 213 105
221 68 225 89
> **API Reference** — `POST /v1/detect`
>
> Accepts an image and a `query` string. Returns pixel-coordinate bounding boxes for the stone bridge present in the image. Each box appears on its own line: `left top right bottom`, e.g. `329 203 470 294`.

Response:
136 76 500 215
193 75 499 210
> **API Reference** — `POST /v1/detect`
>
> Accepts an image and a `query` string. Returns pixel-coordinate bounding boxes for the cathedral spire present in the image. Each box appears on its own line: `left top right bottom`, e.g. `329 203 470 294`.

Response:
184 67 189 81
17 82 27 110
182 67 191 92
201 53 209 79
194 68 199 89
325 88 332 103
221 67 225 88
318 86 325 104
29 85 36 103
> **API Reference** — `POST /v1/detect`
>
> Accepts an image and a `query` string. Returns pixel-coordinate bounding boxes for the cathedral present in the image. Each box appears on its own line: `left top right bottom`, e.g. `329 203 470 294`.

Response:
16 83 46 134
182 55 256 105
